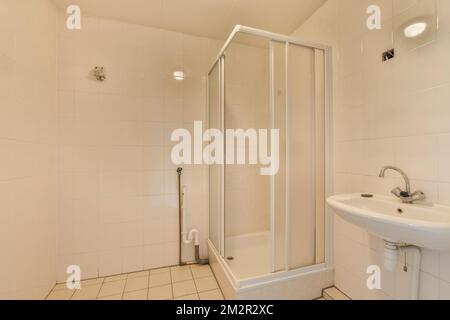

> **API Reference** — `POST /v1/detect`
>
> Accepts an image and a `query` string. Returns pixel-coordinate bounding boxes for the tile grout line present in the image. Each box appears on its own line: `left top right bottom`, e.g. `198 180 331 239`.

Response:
146 270 151 300
50 264 222 300
189 266 200 299
212 276 224 297
96 277 108 300
123 272 150 297
169 266 174 300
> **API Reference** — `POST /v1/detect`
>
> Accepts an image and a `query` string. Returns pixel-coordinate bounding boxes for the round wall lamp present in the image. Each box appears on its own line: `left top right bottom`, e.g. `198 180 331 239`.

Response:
173 71 185 81
404 22 427 38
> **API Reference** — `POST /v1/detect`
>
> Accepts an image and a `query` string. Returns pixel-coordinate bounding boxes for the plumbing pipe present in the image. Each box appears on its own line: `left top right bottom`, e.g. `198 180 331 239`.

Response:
177 168 185 266
183 229 200 246
384 242 399 272
182 186 187 238
400 246 421 301
383 241 421 300
177 168 209 265
195 245 209 265
181 185 200 246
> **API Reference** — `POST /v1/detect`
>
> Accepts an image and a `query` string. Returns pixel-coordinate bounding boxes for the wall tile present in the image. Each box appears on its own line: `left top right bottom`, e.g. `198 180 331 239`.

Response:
99 249 123 277
0 0 58 298
394 135 438 181
57 14 221 280
439 279 450 299
437 134 450 182
438 183 450 206
294 0 450 300
419 272 440 300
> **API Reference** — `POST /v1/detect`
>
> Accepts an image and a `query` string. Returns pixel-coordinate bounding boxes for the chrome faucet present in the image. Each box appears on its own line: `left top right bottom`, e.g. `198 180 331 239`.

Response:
379 166 426 204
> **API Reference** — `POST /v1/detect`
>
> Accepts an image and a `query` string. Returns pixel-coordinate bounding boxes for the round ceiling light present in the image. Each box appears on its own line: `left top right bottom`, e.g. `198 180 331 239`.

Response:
173 71 185 81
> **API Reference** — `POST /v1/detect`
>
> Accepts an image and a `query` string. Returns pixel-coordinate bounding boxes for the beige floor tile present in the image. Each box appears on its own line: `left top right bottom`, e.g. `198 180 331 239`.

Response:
81 278 104 286
199 290 224 300
171 265 190 272
104 274 127 283
123 289 148 300
150 267 170 275
127 270 150 279
175 293 199 300
98 280 126 298
125 276 149 292
71 283 102 300
97 294 123 300
195 277 219 293
323 287 351 300
148 285 173 300
52 283 69 291
149 272 171 288
171 269 192 283
191 265 213 279
172 280 197 298
47 265 217 301
46 289 75 300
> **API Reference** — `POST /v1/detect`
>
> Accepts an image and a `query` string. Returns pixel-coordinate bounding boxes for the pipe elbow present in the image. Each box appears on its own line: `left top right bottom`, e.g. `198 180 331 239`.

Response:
188 229 200 246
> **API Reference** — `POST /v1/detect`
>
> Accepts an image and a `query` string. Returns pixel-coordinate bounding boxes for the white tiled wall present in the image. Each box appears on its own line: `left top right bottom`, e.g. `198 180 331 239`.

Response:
56 13 223 282
293 0 450 299
0 0 58 299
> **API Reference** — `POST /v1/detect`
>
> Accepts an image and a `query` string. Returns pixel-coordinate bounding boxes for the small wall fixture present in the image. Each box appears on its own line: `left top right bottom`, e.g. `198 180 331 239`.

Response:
173 71 185 81
93 66 106 81
382 48 395 62
404 22 427 38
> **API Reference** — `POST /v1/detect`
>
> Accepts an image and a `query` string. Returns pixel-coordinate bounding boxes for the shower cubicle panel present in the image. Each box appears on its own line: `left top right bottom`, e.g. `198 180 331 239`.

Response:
273 42 326 272
208 26 330 283
272 40 287 273
223 33 272 279
208 61 222 253
285 43 326 270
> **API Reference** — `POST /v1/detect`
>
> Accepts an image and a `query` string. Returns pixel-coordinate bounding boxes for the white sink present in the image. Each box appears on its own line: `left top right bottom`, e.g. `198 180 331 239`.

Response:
327 194 450 251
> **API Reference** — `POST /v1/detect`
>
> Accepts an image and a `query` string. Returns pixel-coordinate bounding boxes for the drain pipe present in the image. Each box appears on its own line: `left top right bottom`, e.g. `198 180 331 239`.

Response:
383 241 421 300
181 185 199 246
400 245 421 301
177 168 186 266
177 168 209 266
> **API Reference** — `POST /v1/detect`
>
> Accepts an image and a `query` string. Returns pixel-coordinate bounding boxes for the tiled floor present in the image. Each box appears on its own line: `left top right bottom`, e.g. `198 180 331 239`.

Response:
46 264 224 300
322 287 351 300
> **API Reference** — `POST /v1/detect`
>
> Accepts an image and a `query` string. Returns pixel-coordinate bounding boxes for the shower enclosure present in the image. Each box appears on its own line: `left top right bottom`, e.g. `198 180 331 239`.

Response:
207 26 333 300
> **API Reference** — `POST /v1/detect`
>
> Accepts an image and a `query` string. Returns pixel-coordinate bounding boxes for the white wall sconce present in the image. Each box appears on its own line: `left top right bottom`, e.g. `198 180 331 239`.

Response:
404 22 427 38
394 0 437 52
173 71 185 81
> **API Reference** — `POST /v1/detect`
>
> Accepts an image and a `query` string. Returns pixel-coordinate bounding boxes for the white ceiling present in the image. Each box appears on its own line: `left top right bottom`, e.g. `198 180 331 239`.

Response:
52 0 326 40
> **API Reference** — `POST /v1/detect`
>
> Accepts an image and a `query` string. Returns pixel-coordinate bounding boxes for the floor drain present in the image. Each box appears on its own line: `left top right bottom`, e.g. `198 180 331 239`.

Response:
227 257 234 261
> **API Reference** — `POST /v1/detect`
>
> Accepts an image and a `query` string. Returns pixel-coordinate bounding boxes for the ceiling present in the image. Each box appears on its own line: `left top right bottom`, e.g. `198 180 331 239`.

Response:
52 0 326 41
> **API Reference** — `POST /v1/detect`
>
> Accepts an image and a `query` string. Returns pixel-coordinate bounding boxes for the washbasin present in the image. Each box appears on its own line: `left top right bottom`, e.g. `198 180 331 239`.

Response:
327 194 450 251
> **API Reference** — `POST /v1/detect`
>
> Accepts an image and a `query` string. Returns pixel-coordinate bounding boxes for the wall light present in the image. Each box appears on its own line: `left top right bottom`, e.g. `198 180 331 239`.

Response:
173 71 185 81
404 22 427 38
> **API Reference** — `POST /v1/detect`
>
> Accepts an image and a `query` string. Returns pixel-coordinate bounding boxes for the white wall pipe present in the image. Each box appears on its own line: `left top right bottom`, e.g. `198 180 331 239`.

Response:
181 185 200 246
384 242 399 272
183 230 200 246
383 242 421 300
400 246 421 301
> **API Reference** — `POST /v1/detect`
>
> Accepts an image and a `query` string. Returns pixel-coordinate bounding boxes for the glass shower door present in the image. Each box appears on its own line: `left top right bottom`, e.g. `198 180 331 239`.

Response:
275 43 326 271
223 34 272 279
207 27 328 280
208 62 222 253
